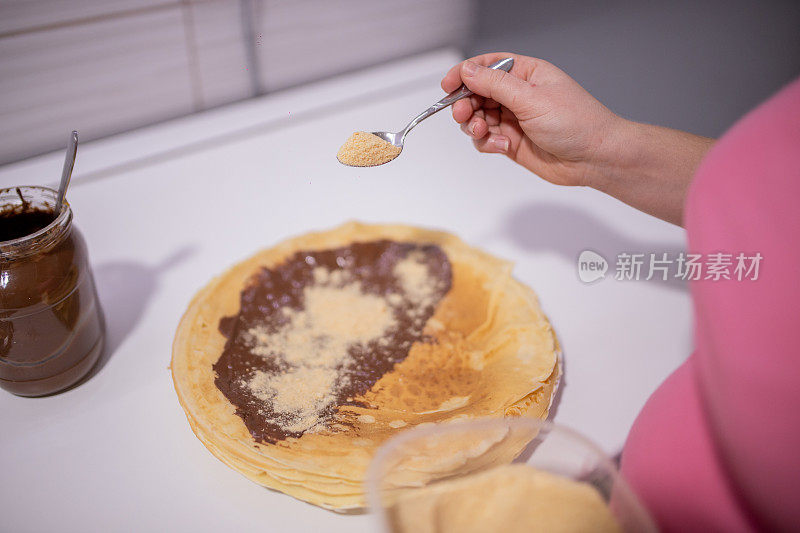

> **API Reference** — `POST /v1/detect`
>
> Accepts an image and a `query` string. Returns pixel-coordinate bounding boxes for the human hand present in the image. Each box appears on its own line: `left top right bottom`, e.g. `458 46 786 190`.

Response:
442 53 625 187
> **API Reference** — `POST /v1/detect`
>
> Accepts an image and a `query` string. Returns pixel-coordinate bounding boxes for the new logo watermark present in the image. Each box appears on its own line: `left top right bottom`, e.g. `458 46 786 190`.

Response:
577 250 762 283
577 250 608 283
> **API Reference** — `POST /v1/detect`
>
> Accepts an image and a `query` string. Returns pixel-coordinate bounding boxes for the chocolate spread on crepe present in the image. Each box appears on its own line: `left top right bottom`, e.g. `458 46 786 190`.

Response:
214 240 452 443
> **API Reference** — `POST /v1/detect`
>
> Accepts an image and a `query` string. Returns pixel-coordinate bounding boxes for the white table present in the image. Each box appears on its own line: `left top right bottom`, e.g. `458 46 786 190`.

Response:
0 49 691 532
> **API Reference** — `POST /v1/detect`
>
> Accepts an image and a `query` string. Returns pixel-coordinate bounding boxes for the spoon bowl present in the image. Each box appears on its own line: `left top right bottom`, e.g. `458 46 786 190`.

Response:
370 131 403 148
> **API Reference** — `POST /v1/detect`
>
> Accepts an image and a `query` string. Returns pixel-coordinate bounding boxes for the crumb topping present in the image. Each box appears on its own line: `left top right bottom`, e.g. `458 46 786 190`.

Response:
337 131 401 167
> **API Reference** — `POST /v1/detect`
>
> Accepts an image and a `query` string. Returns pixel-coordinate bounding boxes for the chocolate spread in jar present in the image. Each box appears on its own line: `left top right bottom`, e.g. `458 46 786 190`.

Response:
0 208 56 241
214 239 452 443
0 187 105 396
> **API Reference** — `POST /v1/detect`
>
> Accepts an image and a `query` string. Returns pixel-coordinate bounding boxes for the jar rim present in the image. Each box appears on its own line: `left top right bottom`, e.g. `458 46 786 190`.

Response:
0 185 71 257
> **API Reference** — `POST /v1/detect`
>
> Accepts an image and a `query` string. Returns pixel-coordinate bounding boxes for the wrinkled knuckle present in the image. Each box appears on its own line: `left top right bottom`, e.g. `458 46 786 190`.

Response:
490 69 508 87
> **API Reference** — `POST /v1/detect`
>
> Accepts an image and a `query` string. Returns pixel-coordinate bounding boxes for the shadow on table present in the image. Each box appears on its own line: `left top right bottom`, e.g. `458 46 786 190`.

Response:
502 201 689 293
80 246 196 384
504 200 687 461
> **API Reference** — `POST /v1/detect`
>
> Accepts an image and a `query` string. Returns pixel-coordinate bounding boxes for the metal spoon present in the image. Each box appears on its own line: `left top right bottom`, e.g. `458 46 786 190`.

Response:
55 130 78 215
369 57 514 159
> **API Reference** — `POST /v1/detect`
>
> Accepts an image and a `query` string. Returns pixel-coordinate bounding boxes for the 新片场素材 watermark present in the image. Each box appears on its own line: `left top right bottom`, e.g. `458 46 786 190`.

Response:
577 251 762 283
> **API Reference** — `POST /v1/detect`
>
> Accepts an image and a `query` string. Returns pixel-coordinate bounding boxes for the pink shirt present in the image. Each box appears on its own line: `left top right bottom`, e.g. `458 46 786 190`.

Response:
621 78 800 531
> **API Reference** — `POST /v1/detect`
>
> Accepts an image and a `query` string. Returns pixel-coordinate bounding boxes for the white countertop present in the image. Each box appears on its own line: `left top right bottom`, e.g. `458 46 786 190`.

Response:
0 49 691 532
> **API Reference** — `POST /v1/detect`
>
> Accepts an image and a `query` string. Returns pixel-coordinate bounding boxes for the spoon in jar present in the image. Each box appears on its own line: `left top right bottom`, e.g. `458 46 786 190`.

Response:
337 57 514 167
55 130 78 214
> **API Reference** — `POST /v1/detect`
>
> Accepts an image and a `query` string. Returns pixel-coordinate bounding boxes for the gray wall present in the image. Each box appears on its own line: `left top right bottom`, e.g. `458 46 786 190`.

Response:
2 0 797 166
468 0 800 137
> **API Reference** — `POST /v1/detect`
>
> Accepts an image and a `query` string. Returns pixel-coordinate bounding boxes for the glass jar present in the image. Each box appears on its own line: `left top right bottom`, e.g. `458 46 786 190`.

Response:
0 186 105 396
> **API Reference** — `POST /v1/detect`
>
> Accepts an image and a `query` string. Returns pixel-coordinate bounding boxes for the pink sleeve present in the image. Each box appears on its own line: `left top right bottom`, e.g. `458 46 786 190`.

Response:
685 77 800 530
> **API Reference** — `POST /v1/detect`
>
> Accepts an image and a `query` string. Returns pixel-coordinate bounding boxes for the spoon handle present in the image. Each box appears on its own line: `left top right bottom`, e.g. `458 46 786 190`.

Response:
55 131 78 214
402 58 514 136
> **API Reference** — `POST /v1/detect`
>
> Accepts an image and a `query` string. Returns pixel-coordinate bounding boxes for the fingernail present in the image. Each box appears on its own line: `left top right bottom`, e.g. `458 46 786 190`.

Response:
495 137 509 152
462 60 478 77
469 120 477 135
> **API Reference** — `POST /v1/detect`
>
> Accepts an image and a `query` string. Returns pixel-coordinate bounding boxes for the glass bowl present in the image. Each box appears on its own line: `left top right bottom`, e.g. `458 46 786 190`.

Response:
366 417 657 532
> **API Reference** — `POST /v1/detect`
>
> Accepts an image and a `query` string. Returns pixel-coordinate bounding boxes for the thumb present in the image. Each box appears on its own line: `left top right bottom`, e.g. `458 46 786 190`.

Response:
460 60 532 112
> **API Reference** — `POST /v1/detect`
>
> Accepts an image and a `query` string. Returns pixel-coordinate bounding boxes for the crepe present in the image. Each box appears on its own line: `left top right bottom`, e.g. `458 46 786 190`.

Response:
171 222 560 510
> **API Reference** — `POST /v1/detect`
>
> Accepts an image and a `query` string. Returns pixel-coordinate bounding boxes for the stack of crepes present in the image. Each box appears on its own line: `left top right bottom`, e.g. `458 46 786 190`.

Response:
171 222 560 510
